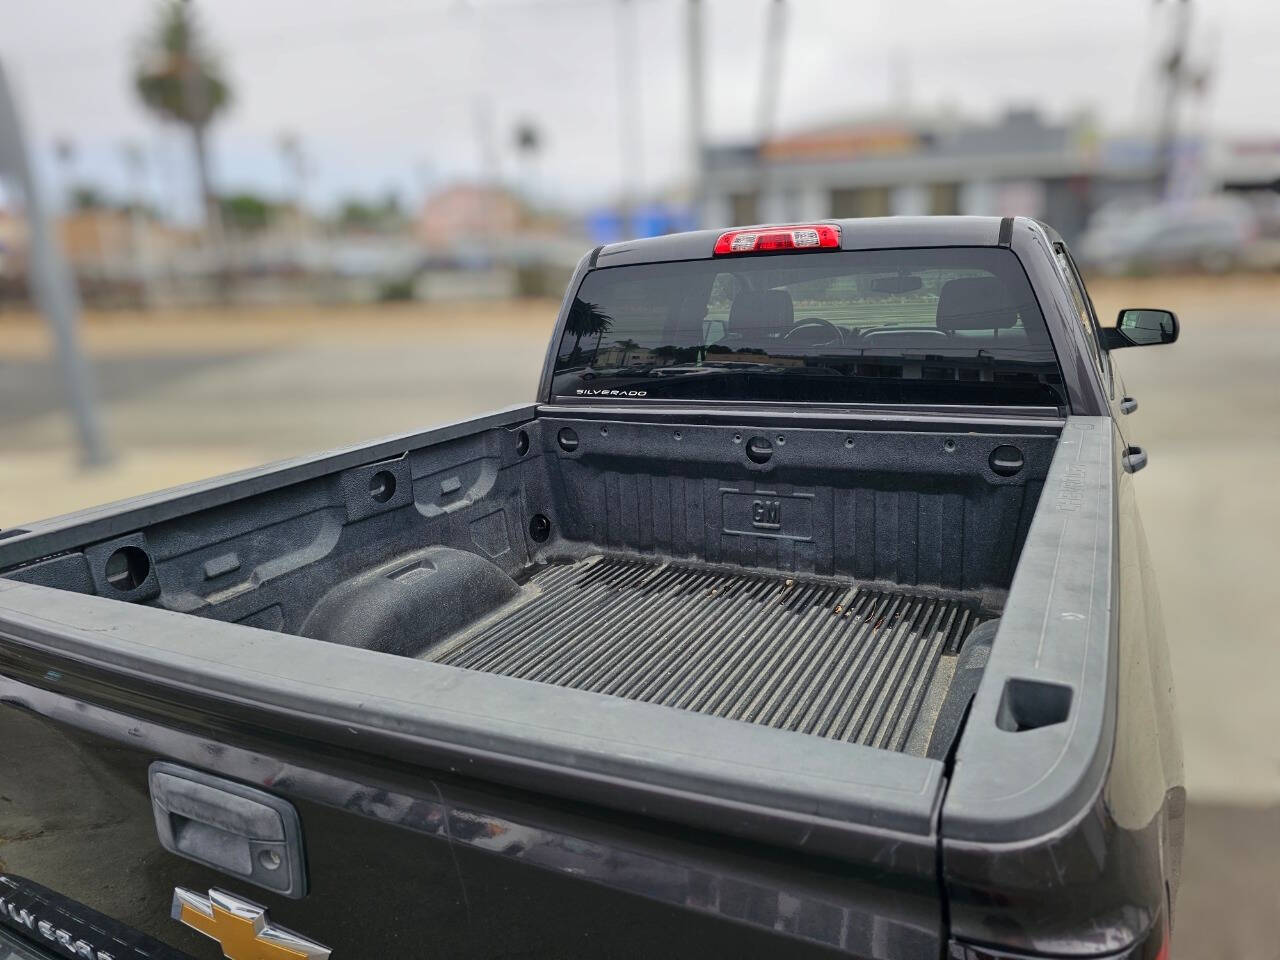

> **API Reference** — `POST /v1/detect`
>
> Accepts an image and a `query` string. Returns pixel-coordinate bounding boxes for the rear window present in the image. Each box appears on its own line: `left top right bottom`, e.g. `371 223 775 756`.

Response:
551 247 1064 407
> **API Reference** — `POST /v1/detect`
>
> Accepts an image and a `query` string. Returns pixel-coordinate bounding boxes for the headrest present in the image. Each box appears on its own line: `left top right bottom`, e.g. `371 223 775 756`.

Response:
936 277 1020 332
665 292 709 345
728 289 794 341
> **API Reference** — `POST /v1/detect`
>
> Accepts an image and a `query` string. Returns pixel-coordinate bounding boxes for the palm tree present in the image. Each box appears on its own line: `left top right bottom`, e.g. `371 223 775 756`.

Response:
564 299 613 364
133 2 230 234
614 338 639 366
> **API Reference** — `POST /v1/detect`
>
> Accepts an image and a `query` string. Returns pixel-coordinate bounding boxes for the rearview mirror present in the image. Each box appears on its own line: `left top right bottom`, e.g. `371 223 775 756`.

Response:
1103 308 1179 349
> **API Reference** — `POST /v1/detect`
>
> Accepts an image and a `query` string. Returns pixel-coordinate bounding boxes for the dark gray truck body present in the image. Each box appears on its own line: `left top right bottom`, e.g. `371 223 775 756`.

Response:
0 218 1183 960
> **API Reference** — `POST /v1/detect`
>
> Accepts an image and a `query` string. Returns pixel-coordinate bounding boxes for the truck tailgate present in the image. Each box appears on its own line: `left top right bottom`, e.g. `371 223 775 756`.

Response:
0 676 944 959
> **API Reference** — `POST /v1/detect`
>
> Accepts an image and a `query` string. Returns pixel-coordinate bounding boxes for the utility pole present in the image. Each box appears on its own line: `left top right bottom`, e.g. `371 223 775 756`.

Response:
513 122 542 210
615 0 642 236
473 97 500 187
278 131 308 265
1153 0 1209 199
121 141 156 309
685 0 706 227
756 0 786 144
0 60 110 467
178 0 228 291
53 137 76 210
472 97 500 263
755 0 787 220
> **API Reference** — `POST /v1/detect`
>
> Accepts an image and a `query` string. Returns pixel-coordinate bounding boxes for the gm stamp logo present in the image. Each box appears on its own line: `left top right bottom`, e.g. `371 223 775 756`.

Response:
751 499 782 530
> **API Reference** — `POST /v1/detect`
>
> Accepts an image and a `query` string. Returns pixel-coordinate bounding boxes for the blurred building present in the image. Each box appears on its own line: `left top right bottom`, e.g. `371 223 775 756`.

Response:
704 108 1162 243
1214 137 1280 195
415 183 524 253
411 182 586 298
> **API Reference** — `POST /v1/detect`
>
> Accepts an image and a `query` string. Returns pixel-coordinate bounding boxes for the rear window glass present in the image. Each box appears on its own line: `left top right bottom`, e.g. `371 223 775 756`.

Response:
551 247 1064 407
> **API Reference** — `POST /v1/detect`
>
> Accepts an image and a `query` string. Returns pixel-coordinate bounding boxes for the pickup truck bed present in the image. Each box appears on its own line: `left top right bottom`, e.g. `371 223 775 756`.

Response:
431 555 981 752
0 217 1183 960
0 404 1053 800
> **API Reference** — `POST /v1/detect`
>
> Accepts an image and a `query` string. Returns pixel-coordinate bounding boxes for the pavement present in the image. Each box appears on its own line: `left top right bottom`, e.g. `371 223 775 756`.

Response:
1 278 1278 954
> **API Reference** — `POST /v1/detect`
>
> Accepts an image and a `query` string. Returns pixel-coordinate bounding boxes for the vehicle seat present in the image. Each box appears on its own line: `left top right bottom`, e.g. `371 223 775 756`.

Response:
664 292 711 347
725 290 794 349
935 276 1020 334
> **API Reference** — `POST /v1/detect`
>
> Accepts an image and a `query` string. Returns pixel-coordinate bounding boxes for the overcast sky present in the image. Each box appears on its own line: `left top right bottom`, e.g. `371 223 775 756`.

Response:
3 0 1279 218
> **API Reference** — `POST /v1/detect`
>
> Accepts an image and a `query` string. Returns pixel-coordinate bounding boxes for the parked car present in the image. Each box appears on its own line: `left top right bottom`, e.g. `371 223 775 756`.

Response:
1077 195 1259 273
0 216 1183 960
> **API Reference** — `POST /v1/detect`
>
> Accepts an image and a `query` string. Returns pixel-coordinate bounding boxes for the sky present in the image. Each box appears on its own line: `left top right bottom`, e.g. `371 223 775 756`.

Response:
2 0 1279 220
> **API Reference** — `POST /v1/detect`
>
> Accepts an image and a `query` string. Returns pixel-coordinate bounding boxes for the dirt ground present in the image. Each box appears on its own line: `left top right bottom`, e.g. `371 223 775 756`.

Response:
1 275 1278 954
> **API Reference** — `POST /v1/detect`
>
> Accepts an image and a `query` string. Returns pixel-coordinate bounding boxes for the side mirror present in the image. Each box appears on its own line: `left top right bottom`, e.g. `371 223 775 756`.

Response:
1102 308 1179 349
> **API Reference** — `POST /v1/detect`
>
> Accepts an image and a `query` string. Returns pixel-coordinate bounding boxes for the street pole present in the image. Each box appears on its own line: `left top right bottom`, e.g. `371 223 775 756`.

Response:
122 141 156 309
278 132 308 266
755 0 787 220
0 59 110 468
178 0 229 295
686 0 706 227
615 0 641 236
1154 0 1192 199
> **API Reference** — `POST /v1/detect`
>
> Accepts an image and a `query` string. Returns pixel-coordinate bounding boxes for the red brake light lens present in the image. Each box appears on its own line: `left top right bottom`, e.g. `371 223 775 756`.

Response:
713 224 841 255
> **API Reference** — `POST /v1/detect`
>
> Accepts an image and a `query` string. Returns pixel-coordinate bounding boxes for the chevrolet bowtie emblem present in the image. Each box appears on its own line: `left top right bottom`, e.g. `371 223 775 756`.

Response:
172 887 331 960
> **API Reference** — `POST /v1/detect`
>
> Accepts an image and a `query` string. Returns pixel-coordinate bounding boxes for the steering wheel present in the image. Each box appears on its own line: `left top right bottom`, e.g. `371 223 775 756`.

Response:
784 317 844 347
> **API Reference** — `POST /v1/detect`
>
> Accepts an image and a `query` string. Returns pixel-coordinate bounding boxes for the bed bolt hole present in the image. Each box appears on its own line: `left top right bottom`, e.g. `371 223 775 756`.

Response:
732 433 743 444
529 514 552 543
776 435 786 445
369 470 397 503
844 436 855 448
599 426 609 437
557 427 579 452
515 430 529 456
745 436 774 464
943 439 957 454
673 429 682 440
258 849 282 871
104 545 150 592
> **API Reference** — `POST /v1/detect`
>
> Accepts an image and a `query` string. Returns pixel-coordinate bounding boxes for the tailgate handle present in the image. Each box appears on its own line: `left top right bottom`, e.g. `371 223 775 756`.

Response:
149 762 308 898
1120 395 1138 414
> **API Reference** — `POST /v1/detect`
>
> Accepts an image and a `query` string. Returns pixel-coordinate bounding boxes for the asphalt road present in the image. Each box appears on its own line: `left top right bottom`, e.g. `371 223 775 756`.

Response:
1 281 1278 955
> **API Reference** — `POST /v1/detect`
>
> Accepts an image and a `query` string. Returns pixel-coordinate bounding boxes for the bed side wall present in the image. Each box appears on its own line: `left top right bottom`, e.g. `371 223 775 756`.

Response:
2 414 1058 634
1 418 550 635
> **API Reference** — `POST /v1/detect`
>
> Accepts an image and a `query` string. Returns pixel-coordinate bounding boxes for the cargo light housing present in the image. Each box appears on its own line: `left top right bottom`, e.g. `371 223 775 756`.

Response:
713 224 841 255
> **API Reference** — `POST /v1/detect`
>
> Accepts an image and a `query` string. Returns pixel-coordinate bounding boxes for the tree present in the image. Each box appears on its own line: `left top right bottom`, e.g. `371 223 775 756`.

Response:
614 338 639 366
133 1 230 232
219 192 275 232
336 192 403 232
564 299 612 364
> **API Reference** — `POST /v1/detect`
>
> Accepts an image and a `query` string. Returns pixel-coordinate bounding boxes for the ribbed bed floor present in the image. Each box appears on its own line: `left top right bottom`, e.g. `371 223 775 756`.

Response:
431 556 983 751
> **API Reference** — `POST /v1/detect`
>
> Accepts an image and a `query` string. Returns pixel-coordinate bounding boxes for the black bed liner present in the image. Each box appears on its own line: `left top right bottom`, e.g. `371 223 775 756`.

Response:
431 555 984 752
